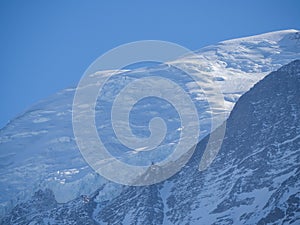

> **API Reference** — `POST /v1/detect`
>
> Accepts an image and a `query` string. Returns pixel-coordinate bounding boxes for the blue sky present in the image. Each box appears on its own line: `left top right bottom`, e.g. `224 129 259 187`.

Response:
0 0 300 128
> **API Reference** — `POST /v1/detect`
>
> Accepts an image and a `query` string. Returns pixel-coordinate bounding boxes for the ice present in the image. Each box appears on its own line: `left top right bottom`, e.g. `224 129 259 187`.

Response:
0 29 299 216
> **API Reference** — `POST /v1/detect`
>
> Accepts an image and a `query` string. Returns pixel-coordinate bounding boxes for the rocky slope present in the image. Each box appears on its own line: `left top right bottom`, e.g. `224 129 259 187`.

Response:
0 30 300 224
2 59 300 224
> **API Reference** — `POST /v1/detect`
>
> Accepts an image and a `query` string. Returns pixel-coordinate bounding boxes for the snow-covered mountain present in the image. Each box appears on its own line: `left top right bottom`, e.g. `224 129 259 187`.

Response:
2 57 300 225
0 30 300 224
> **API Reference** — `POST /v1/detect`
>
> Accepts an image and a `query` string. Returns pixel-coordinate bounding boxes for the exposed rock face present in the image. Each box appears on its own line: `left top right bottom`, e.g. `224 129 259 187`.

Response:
2 60 300 224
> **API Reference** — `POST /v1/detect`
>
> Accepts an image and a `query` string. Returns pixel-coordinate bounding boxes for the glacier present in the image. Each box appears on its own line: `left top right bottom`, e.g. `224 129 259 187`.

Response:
0 29 300 223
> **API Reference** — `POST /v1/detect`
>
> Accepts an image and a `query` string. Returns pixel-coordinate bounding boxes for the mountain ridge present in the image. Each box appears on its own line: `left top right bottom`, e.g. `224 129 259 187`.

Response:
0 30 300 220
2 59 300 224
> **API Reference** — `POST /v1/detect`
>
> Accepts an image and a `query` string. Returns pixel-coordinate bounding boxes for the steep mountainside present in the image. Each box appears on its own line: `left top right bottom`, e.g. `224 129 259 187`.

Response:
0 30 300 223
1 60 300 224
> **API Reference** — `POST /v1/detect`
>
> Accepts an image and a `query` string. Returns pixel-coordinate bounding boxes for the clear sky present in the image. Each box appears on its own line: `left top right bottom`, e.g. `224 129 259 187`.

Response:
1 0 300 128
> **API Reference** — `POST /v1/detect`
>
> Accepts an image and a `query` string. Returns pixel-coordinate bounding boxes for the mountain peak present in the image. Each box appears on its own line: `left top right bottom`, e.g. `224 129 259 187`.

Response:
221 29 300 44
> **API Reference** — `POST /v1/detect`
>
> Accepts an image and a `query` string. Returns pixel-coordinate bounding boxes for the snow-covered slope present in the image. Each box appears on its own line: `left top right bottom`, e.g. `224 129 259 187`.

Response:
2 59 300 225
161 60 300 224
0 29 299 218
